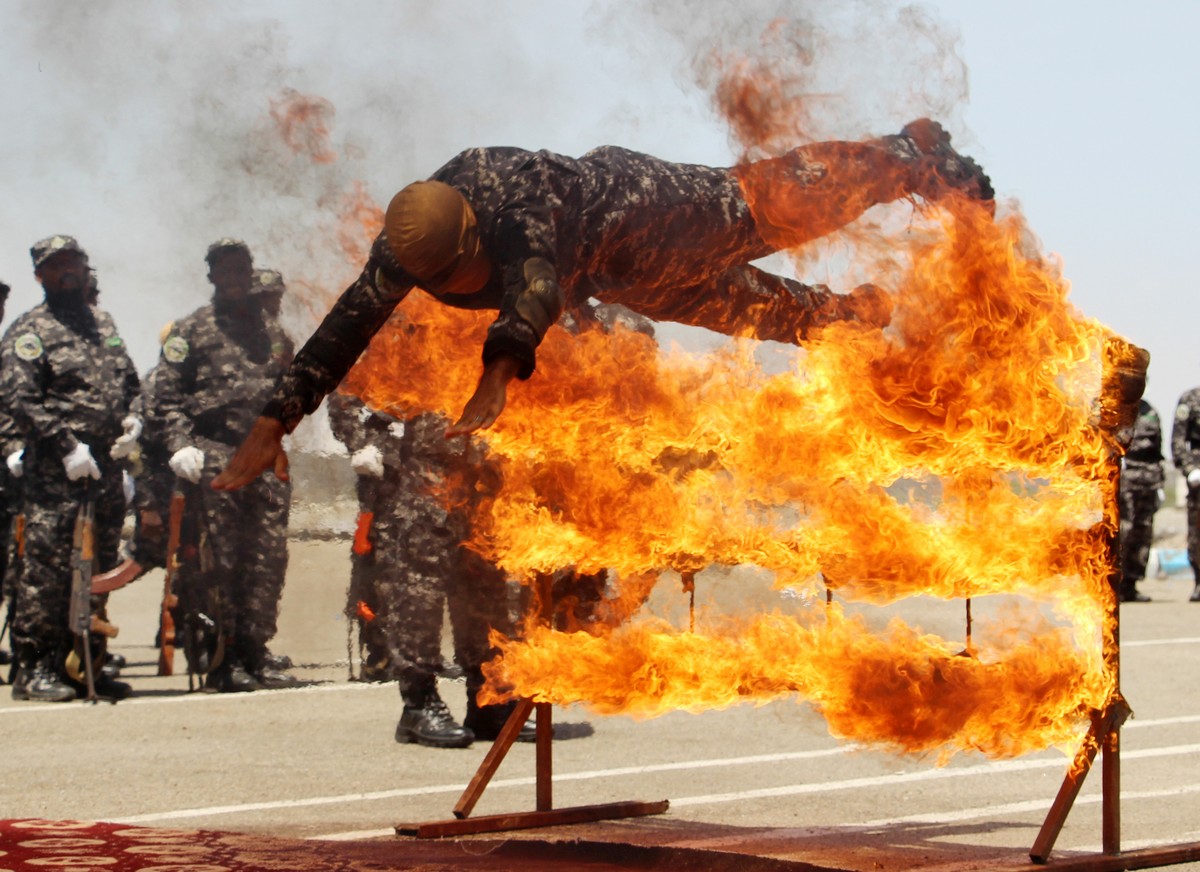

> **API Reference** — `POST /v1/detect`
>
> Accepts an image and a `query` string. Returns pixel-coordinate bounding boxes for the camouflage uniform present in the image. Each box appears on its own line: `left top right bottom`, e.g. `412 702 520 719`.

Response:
0 270 139 674
327 392 511 678
1118 400 1164 601
126 364 176 570
262 129 992 429
1171 388 1200 600
154 284 294 681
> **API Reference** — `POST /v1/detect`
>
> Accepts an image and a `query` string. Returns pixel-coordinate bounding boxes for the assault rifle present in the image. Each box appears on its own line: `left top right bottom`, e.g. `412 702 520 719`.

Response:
68 491 101 703
157 490 185 676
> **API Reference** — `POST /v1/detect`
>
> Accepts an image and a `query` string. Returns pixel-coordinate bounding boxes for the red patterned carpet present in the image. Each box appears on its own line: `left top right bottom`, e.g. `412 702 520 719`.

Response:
0 818 811 871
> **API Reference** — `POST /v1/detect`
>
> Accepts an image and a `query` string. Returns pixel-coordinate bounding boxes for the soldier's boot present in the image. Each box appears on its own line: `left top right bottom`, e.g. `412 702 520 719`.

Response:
464 667 536 743
1191 582 1200 603
891 119 995 205
101 651 126 679
204 657 260 693
244 643 303 689
263 649 293 671
11 653 76 703
1120 580 1151 603
395 672 474 748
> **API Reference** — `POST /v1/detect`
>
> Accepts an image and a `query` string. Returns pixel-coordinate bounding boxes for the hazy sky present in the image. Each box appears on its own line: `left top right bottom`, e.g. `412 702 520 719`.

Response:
2 0 1197 426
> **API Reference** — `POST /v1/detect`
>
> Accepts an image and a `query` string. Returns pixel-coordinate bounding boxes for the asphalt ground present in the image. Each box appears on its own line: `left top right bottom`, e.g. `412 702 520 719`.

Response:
3 528 1200 871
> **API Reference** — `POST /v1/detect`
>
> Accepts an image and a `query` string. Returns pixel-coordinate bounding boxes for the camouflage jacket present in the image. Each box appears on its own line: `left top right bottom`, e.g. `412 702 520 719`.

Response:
1120 399 1164 490
155 303 293 455
327 390 502 530
0 301 138 463
262 145 760 430
1172 387 1200 478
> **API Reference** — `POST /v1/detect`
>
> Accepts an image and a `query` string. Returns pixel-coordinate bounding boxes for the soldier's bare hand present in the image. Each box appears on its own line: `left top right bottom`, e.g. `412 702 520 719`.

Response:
446 355 521 438
212 416 288 490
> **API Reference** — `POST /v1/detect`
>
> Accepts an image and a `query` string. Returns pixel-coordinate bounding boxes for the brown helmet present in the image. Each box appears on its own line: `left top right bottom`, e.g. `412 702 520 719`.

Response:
383 181 491 295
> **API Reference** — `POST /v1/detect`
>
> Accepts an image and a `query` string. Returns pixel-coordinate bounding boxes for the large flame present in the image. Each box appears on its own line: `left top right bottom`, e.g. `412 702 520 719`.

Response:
272 82 1128 761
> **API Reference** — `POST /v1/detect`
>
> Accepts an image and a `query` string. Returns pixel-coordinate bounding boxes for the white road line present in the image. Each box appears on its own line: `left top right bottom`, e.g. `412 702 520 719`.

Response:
111 746 850 824
114 741 1200 831
1123 637 1200 647
862 781 1200 827
669 743 1200 809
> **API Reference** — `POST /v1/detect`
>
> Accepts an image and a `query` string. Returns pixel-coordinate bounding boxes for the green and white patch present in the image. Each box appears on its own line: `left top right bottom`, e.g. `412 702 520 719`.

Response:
162 335 189 363
14 333 43 361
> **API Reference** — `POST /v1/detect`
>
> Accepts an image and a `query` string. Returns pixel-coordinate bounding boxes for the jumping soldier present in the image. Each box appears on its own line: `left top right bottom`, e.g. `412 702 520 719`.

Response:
0 236 139 701
213 119 994 490
1118 399 1164 603
154 240 299 692
1172 386 1200 602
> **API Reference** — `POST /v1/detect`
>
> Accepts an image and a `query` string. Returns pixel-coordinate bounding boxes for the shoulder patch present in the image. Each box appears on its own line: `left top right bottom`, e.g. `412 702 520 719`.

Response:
14 333 43 361
106 336 124 348
162 335 189 364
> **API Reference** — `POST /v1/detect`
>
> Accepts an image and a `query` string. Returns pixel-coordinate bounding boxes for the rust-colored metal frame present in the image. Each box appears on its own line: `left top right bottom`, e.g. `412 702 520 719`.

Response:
396 574 668 838
1030 342 1200 867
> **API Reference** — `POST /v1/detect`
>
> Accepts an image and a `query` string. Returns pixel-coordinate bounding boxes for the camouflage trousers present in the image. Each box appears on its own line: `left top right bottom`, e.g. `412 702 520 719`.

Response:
351 477 511 678
9 456 124 659
1119 486 1158 584
1188 486 1200 582
188 449 290 661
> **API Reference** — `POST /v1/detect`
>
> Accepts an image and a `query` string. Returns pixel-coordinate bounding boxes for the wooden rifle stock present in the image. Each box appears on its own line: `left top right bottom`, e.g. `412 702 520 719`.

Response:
157 491 186 676
68 491 99 702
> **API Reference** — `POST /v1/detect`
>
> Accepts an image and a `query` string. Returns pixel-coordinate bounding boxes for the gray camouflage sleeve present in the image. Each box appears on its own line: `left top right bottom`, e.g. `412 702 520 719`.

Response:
262 237 414 432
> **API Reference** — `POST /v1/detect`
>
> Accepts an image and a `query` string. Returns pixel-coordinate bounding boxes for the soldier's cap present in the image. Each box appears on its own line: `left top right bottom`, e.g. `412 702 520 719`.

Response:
205 238 252 265
253 268 285 295
384 181 491 296
31 235 88 269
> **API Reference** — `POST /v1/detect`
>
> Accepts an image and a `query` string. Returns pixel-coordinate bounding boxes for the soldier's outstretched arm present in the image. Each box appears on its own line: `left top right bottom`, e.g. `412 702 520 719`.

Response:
446 353 522 437
212 416 288 490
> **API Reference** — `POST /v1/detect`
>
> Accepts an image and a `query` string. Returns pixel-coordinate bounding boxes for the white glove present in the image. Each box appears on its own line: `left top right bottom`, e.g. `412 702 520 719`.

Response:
110 415 143 459
64 442 102 481
122 469 136 504
169 446 205 483
6 449 23 479
1189 469 1200 487
350 444 384 478
387 421 406 440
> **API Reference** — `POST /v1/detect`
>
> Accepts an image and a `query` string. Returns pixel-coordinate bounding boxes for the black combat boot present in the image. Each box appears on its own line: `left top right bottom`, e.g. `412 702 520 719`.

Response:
262 649 293 671
1120 581 1151 603
464 667 536 743
244 643 303 689
395 672 474 748
1191 582 1200 603
204 657 260 693
11 654 76 702
102 652 126 674
894 118 995 204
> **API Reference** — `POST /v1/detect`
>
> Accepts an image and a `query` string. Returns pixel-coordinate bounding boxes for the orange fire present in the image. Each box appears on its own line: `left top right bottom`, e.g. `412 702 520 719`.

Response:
274 85 1126 761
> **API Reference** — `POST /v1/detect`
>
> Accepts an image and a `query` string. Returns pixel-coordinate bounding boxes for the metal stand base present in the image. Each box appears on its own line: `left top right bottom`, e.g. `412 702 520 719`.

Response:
396 698 668 838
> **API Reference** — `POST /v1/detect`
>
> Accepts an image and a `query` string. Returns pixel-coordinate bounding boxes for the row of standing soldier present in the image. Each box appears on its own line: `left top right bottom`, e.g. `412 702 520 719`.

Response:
0 232 623 748
0 235 300 701
1118 393 1200 604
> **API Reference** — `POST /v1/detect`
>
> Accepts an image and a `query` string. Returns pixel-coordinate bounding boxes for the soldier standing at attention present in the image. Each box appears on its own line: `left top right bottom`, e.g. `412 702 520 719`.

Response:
1172 386 1200 602
328 335 532 747
154 240 299 692
1118 398 1164 603
0 236 138 701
